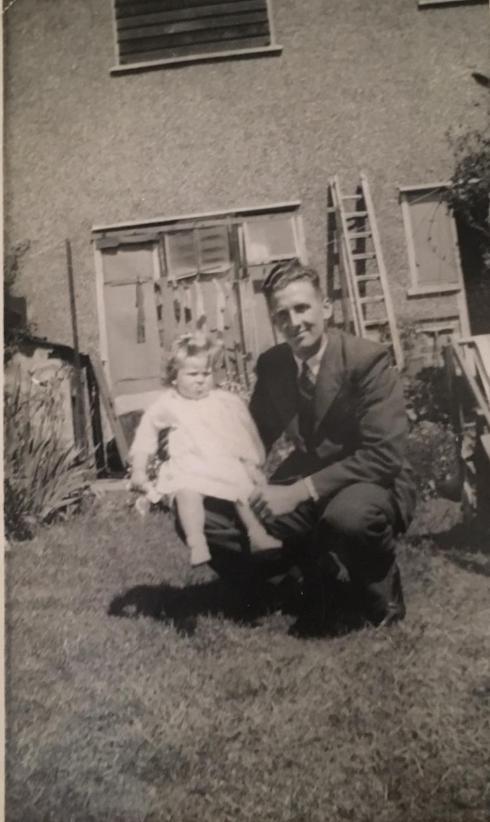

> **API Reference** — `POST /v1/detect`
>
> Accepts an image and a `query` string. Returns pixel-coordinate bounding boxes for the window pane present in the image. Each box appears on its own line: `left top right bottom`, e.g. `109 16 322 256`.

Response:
244 215 297 264
165 230 199 278
114 0 272 66
405 191 460 288
198 225 232 272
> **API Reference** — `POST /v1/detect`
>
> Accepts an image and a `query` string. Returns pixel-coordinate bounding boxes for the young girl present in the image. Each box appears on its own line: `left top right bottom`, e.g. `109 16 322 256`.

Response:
129 332 281 566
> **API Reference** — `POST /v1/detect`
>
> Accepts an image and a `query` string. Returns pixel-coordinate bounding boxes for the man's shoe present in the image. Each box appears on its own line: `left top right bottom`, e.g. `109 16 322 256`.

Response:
363 562 406 628
287 568 327 638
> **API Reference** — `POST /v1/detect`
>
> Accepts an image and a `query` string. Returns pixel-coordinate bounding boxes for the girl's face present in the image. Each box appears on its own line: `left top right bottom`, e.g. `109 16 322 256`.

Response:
175 354 214 400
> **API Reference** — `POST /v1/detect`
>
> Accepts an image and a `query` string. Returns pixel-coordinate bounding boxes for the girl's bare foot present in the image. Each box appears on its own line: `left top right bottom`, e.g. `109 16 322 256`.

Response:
188 537 212 567
248 527 282 553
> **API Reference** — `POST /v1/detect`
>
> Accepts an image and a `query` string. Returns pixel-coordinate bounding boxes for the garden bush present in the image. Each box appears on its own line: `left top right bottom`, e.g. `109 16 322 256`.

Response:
4 368 93 540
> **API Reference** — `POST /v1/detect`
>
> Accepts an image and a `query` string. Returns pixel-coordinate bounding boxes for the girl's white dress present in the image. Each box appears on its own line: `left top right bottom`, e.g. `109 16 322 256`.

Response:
130 388 265 502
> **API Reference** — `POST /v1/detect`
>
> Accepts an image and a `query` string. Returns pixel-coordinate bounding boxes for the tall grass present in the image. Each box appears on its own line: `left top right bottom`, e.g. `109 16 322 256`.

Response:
4 368 92 540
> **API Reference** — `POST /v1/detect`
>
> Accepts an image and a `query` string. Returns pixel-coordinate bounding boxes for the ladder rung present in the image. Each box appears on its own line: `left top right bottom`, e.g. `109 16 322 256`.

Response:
348 231 372 239
364 318 389 327
352 252 376 261
342 195 363 200
345 211 368 218
359 296 385 305
355 274 380 282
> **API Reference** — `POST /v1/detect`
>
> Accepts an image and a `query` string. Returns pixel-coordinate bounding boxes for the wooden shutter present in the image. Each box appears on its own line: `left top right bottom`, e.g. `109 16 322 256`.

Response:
401 189 461 291
165 224 232 279
400 184 471 347
114 0 272 66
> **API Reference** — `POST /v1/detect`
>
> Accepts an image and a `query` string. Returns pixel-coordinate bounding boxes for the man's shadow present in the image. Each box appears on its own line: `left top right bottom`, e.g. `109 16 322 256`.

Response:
108 569 368 638
108 576 284 637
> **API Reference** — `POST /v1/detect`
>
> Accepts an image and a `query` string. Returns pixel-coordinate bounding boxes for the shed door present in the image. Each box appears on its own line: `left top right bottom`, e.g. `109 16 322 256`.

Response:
100 243 162 405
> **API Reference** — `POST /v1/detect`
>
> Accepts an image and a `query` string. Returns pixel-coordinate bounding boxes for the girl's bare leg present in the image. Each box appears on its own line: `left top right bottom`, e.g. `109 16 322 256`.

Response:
175 490 211 566
236 501 282 552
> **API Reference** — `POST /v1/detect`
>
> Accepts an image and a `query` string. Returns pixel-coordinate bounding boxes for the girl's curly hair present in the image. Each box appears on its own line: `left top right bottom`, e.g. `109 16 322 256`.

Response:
165 331 223 384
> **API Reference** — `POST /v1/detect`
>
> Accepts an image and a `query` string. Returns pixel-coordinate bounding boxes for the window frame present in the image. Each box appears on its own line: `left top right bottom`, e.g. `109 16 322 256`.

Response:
399 182 467 298
110 0 282 75
92 201 307 380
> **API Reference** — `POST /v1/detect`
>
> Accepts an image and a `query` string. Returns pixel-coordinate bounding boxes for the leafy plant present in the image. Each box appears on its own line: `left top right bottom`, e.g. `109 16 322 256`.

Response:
444 129 490 272
4 369 93 540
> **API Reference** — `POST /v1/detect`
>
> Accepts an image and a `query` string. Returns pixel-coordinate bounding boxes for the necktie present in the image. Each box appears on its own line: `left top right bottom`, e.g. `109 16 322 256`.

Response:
298 361 315 402
298 361 315 445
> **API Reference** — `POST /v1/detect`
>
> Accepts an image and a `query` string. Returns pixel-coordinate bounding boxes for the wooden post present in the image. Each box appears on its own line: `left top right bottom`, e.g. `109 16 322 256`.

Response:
66 239 88 453
85 358 106 476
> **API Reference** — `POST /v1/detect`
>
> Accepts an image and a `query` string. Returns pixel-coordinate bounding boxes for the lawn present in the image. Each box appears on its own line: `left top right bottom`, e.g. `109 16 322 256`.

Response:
6 492 490 822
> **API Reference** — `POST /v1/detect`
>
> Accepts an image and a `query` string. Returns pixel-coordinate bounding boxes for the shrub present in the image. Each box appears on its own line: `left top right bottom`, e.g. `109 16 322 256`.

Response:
4 369 93 540
444 129 490 273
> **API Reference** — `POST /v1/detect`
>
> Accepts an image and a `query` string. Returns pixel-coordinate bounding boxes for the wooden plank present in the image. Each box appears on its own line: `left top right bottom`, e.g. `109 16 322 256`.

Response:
89 350 130 467
406 284 462 297
473 336 490 404
443 344 464 435
119 39 271 60
453 342 490 428
85 358 107 476
117 1 266 28
418 0 483 7
398 182 450 192
400 192 420 294
118 24 269 55
93 202 300 234
480 433 490 464
65 239 88 453
113 41 282 72
447 199 471 337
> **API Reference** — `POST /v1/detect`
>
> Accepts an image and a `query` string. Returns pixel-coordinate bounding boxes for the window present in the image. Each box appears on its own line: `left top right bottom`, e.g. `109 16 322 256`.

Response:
112 0 282 74
93 203 306 410
399 183 471 342
399 184 465 296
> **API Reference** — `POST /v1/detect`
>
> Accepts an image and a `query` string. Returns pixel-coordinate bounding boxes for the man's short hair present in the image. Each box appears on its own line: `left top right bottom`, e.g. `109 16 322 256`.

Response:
262 258 322 301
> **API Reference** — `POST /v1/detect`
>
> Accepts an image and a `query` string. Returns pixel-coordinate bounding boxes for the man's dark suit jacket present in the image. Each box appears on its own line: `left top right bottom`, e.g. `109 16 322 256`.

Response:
249 330 416 531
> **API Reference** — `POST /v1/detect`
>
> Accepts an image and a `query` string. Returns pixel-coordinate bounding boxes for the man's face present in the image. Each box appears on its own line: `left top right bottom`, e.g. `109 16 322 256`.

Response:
268 279 331 359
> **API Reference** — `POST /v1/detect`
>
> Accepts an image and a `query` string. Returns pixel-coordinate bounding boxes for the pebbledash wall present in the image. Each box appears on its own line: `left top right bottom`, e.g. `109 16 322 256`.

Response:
5 0 488 355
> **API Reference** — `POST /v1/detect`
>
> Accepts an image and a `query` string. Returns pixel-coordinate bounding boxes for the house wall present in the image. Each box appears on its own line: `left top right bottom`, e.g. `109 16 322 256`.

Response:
5 0 488 354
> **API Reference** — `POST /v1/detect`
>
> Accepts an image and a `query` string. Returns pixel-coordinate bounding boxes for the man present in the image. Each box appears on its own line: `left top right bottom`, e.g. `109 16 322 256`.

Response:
205 259 416 636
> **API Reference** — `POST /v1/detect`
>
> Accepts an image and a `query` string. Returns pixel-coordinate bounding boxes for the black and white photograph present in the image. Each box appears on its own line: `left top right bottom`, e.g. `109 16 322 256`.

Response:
3 1 490 820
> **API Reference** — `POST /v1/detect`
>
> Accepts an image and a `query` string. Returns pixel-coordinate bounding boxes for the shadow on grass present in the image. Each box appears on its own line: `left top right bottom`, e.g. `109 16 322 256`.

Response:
107 577 282 636
108 573 368 639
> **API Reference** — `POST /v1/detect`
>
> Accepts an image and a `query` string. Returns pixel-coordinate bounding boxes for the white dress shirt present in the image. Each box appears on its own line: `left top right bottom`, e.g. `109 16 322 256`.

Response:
293 334 328 501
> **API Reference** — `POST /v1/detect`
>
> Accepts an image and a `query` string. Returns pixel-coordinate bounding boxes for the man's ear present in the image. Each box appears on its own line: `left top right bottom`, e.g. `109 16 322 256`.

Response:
322 297 333 321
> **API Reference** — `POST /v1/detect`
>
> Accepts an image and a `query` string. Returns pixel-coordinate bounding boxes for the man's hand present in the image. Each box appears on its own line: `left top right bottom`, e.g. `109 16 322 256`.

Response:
249 481 310 523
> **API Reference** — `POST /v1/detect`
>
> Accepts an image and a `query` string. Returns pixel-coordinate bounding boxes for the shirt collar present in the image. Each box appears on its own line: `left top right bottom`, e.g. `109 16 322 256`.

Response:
294 334 328 378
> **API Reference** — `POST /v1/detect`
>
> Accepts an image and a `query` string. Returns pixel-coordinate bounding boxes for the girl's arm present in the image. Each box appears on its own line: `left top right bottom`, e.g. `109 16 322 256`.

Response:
129 393 171 488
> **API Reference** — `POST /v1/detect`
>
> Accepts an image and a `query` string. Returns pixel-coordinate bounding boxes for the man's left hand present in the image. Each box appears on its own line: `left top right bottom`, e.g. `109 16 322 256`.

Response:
249 481 310 522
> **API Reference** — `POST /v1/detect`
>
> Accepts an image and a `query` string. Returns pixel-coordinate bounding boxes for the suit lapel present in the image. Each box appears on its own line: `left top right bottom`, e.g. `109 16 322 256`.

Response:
269 346 300 439
313 330 344 430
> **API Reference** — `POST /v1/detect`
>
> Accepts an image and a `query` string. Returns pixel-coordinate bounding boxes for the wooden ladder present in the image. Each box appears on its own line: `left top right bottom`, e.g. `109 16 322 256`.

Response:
328 173 404 369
